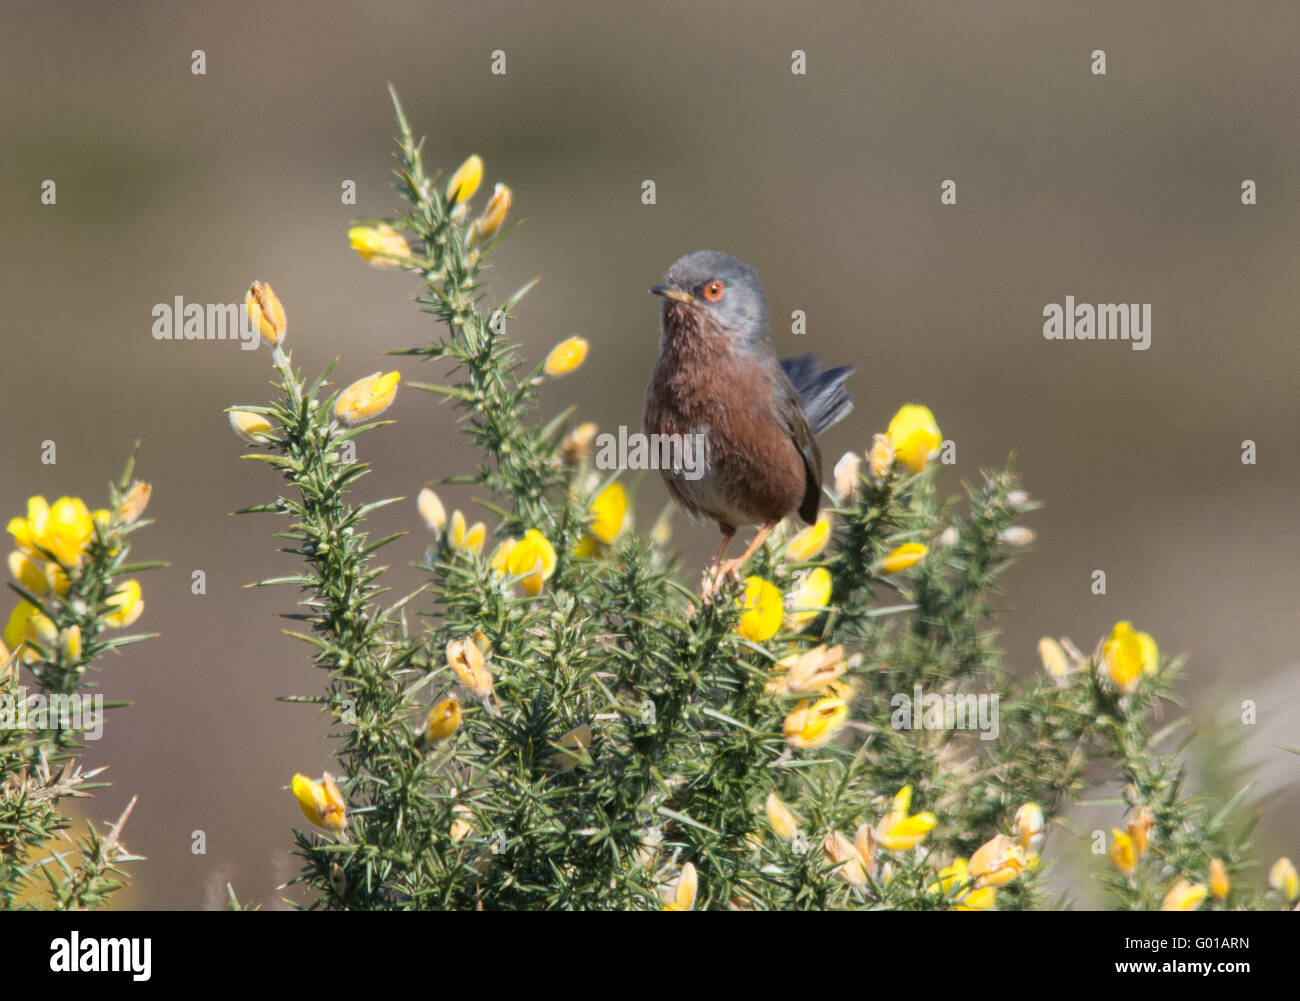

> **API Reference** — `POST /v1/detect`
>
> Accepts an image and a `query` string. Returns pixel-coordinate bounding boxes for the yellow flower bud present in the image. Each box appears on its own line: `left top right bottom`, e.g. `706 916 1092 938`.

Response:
879 542 927 575
104 579 144 628
868 433 895 482
470 182 512 242
446 155 484 205
334 371 401 426
291 772 347 834
1013 802 1046 853
245 280 286 347
854 823 879 877
448 510 486 554
1038 637 1071 682
1128 805 1154 857
424 696 462 743
543 336 589 377
556 723 592 772
348 224 411 267
736 576 783 642
588 483 627 545
886 404 942 474
58 625 82 661
783 696 849 749
782 644 848 695
446 637 494 702
1270 857 1299 901
969 834 1029 888
1102 621 1158 694
229 409 274 444
823 831 868 889
785 567 831 632
765 791 799 840
663 861 698 910
450 804 472 843
833 451 860 503
118 481 152 524
785 514 831 562
1208 858 1230 900
418 488 447 535
1161 879 1208 911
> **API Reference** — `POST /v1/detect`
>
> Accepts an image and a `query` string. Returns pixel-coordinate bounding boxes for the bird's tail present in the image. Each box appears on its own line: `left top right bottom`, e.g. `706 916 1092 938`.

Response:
781 353 854 435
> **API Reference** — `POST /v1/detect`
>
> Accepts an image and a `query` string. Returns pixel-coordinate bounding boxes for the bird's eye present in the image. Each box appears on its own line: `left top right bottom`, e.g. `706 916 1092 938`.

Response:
703 281 725 302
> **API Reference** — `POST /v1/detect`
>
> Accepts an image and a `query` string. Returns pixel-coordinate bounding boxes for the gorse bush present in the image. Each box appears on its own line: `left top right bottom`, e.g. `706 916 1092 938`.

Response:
223 90 1297 912
1 454 156 909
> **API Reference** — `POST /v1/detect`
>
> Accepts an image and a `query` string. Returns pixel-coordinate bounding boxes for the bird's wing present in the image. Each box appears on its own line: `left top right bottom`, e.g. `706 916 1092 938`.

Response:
776 371 824 525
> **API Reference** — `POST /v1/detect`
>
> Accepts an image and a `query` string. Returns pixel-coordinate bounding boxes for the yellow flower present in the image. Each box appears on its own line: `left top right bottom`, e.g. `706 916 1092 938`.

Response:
229 408 274 443
470 182 512 242
245 280 286 347
348 224 411 267
736 576 783 642
424 696 462 743
446 637 493 702
1103 621 1158 694
492 529 557 595
823 831 868 889
886 404 942 475
783 696 849 749
1108 828 1137 876
879 542 927 575
543 336 589 377
868 433 895 482
417 488 447 535
785 514 831 562
1038 637 1071 682
875 785 937 852
1270 857 1299 901
1208 858 1230 900
8 551 64 597
1013 802 1046 854
334 371 401 426
929 856 996 909
588 483 627 545
104 579 144 628
448 510 486 554
291 772 347 833
118 481 152 524
781 644 848 696
854 823 879 877
446 154 484 205
1161 879 1208 912
765 791 799 840
663 861 698 910
785 567 831 632
450 804 473 843
7 496 99 567
969 834 1029 888
4 601 56 662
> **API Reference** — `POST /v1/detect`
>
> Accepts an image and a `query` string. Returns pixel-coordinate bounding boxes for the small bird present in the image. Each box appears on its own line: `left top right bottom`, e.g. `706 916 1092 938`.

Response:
644 250 853 597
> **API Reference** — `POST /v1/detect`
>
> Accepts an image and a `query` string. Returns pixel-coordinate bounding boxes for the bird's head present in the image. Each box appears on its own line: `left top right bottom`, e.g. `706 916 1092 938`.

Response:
651 250 770 350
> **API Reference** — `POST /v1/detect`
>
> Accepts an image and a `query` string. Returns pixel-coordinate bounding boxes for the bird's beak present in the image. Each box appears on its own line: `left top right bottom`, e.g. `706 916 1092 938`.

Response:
650 284 696 304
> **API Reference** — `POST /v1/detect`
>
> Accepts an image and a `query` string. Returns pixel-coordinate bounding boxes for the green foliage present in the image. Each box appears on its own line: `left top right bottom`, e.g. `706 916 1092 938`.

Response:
230 91 1287 912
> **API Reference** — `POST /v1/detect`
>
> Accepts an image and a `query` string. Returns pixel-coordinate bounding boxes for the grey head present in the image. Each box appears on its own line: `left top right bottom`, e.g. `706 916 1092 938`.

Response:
650 250 771 351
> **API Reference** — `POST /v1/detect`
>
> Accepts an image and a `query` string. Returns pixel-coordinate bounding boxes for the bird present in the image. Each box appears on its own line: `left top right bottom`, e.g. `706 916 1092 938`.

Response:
644 250 854 598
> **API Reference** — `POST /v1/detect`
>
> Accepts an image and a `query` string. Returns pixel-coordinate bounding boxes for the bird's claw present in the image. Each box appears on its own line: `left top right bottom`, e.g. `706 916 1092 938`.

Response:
699 560 745 604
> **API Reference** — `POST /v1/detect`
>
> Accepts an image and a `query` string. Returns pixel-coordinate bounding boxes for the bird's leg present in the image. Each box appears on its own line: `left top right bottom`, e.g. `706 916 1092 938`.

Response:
715 521 778 586
700 528 736 602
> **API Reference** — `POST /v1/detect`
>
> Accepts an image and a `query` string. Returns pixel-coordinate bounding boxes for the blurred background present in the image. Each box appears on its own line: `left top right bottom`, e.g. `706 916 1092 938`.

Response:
1 0 1296 908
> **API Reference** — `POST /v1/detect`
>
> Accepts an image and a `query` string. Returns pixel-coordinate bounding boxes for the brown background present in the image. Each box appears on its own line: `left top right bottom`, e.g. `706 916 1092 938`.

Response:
1 1 1296 908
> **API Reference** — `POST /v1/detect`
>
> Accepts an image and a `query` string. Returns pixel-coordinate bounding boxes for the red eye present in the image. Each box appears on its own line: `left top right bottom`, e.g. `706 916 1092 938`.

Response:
703 281 725 302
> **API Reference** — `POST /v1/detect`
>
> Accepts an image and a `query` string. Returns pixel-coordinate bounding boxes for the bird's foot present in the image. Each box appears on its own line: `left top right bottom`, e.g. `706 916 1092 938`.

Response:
699 559 745 604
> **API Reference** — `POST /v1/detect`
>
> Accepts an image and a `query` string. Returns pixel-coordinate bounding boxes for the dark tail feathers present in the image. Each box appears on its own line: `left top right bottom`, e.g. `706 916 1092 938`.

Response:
781 353 854 435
